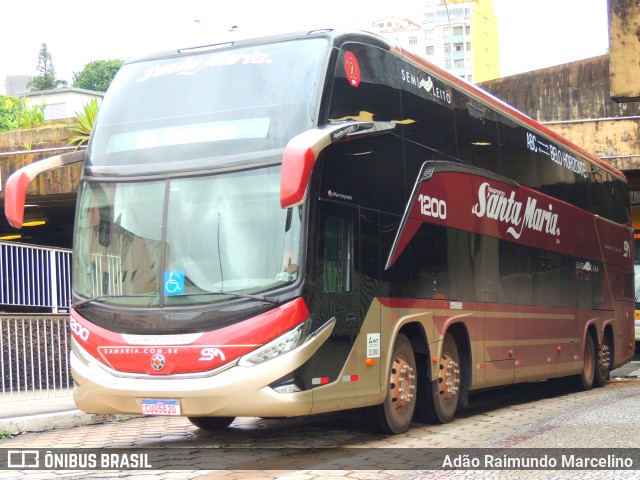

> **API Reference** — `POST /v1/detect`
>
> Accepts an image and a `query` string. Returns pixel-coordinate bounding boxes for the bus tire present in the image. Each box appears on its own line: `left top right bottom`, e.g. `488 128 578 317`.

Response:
594 333 611 388
366 334 417 435
568 334 596 391
188 416 235 431
420 332 460 424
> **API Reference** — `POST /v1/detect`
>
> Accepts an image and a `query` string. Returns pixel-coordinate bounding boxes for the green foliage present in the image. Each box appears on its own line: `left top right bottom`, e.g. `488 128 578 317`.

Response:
0 96 46 131
27 43 68 91
0 428 12 439
72 59 123 92
68 98 99 147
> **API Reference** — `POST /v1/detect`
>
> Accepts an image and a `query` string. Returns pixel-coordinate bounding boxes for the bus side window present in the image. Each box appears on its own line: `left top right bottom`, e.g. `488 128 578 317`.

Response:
452 91 501 174
497 114 537 187
398 65 456 159
320 216 353 293
411 223 450 299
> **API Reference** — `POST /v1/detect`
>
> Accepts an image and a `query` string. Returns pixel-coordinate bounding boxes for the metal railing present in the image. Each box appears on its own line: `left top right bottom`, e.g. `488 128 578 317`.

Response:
0 315 72 401
0 242 72 313
0 242 73 401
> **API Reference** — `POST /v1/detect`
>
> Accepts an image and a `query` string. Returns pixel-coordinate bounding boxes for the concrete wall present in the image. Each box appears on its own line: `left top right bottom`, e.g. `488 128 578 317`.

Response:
0 126 82 199
609 0 640 102
479 55 640 172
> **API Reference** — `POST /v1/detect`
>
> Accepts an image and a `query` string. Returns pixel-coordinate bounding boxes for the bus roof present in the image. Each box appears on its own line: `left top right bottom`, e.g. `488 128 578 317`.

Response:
124 27 626 183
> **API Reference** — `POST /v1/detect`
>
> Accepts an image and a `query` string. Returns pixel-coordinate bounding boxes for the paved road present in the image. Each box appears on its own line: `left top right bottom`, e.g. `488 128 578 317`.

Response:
1 352 639 479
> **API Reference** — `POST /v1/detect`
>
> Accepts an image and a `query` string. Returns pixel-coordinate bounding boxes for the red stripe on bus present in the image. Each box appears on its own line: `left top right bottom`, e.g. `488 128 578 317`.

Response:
71 297 310 375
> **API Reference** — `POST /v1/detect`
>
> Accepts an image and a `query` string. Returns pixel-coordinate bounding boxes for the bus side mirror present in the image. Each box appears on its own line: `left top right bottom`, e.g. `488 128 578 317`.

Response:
4 150 85 228
280 121 395 208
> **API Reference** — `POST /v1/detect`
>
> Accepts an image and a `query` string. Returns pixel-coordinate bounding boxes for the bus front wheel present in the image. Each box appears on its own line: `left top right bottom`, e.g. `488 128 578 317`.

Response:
366 333 417 435
188 416 235 431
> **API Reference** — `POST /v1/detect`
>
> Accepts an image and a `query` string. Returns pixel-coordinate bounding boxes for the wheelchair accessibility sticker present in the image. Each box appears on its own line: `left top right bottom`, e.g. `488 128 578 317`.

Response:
164 271 184 295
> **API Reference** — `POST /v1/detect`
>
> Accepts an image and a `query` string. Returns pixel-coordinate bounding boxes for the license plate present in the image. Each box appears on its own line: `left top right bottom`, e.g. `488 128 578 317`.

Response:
141 399 181 416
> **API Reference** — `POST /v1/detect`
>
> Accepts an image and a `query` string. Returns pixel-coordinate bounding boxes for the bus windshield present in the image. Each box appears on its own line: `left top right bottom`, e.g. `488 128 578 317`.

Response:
87 38 328 171
73 166 302 307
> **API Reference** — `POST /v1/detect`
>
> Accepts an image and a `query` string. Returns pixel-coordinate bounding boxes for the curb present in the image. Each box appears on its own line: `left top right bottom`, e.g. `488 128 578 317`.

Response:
0 411 120 436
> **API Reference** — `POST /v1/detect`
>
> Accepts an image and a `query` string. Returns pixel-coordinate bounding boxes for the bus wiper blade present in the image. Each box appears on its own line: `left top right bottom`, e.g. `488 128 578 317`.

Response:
73 293 156 307
170 290 277 304
208 290 278 304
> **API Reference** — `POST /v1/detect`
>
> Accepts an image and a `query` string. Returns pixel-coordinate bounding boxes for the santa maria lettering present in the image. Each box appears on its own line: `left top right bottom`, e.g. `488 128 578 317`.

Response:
472 182 560 240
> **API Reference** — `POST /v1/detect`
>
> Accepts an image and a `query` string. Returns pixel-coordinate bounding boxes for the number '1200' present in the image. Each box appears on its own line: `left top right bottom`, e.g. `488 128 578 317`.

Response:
418 194 447 219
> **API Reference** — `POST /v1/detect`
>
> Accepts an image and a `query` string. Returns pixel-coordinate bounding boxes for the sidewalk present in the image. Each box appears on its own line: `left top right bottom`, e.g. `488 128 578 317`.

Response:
0 392 118 435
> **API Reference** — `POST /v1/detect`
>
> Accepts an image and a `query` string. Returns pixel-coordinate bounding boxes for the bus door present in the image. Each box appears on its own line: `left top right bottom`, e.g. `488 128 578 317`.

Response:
311 201 364 386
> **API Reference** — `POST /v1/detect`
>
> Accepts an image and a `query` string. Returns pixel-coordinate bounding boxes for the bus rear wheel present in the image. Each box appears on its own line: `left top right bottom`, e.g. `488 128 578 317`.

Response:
569 334 596 391
188 416 235 431
419 332 460 424
366 334 417 435
594 334 611 388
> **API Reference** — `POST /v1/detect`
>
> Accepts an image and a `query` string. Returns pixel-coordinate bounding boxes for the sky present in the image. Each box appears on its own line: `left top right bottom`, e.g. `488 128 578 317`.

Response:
0 0 609 94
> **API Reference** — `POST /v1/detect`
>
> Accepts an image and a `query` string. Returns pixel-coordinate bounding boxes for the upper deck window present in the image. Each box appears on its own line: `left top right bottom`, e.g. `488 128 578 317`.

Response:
88 38 328 171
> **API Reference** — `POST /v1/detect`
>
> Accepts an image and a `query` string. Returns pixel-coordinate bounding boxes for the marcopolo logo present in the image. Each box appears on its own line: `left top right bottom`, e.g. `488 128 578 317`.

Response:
328 190 353 201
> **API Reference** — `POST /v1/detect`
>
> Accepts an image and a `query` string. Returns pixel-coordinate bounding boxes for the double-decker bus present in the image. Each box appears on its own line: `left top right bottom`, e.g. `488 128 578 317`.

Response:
4 29 635 434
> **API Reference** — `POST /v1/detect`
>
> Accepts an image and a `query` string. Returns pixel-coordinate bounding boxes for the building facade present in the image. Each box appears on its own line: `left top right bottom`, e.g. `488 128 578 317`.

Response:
373 0 500 83
23 87 103 121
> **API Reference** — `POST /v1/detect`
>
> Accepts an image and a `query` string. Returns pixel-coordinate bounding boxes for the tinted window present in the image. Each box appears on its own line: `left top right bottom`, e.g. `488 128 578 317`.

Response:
90 38 327 170
397 60 456 159
319 215 353 293
328 42 402 123
497 114 537 187
452 91 501 174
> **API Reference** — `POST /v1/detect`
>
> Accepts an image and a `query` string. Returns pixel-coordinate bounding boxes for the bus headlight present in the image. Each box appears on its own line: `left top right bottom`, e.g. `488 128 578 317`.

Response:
238 318 312 366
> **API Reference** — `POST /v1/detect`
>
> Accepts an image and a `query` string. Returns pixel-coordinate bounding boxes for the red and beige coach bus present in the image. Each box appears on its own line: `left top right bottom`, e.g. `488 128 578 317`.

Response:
4 29 635 434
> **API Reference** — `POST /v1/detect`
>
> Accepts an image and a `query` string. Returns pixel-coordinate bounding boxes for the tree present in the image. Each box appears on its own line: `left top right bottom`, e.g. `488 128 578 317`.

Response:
67 98 99 148
72 59 124 92
27 43 68 91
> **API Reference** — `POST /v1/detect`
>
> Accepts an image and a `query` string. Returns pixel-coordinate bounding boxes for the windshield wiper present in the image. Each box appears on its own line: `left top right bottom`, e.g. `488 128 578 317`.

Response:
73 293 156 307
74 291 278 307
196 290 278 304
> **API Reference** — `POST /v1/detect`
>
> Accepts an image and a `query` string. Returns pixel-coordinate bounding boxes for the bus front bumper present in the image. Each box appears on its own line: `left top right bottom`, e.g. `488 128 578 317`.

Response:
71 319 334 418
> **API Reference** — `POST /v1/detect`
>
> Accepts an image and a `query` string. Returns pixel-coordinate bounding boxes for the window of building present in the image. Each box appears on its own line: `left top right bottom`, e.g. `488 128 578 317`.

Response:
455 43 463 52
466 26 471 35
452 26 463 36
425 46 435 55
409 36 418 45
445 60 452 69
466 42 472 51
454 59 464 68
424 12 434 23
444 44 451 53
436 10 449 22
